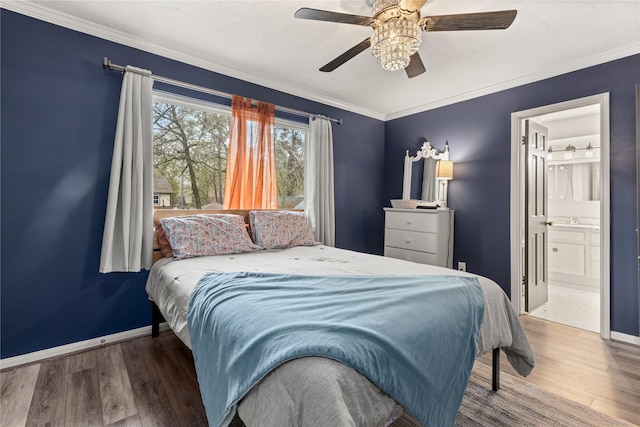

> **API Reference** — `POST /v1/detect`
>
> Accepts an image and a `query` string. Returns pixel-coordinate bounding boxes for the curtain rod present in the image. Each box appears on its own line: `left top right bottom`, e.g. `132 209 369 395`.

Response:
102 57 342 125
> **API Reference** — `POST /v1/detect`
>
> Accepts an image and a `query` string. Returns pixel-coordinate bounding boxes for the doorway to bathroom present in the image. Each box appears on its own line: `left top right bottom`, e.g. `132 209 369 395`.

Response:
510 94 610 339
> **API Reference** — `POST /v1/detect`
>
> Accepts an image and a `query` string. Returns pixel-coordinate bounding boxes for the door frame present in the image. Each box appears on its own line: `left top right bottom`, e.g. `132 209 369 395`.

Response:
636 84 640 336
510 93 611 339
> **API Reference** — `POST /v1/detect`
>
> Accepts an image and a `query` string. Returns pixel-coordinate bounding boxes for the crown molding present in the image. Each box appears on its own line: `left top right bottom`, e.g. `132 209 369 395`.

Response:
385 43 640 121
1 1 386 121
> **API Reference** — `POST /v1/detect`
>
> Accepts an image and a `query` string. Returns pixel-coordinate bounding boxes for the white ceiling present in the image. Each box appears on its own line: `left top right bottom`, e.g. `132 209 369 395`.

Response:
4 0 640 120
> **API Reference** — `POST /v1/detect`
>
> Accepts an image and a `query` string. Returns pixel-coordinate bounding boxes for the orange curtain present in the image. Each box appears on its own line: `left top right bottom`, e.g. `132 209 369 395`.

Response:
224 95 278 209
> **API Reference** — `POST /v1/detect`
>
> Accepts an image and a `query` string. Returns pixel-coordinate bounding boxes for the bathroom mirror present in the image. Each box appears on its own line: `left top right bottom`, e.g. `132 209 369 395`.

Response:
548 161 600 201
402 141 450 202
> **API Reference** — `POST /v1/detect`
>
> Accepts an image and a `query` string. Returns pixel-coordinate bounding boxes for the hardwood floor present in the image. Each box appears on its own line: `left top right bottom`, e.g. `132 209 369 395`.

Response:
1 334 208 427
478 316 640 425
2 316 639 426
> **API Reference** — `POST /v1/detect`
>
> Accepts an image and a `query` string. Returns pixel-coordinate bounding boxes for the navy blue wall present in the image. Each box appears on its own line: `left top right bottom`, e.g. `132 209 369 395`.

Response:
2 8 637 358
0 10 385 358
385 54 640 337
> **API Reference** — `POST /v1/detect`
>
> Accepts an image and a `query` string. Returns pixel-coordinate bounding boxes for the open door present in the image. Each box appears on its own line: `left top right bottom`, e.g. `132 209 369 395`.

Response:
524 119 549 312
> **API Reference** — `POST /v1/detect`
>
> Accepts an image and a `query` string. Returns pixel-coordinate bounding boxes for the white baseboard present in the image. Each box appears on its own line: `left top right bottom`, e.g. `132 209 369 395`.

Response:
3 323 636 370
0 323 170 371
610 331 640 346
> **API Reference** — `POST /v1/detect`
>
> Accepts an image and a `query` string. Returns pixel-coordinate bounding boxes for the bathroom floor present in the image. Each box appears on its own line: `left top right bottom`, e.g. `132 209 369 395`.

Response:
527 280 600 333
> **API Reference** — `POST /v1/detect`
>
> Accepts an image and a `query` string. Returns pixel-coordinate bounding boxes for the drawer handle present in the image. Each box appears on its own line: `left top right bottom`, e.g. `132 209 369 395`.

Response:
552 247 558 252
406 220 412 225
405 238 411 244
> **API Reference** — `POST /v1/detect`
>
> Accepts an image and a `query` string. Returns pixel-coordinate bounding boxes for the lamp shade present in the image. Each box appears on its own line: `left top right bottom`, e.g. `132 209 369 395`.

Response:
436 160 453 180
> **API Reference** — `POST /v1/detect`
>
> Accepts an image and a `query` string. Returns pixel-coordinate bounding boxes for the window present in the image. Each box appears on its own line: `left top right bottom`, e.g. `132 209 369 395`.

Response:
152 92 307 210
153 194 159 205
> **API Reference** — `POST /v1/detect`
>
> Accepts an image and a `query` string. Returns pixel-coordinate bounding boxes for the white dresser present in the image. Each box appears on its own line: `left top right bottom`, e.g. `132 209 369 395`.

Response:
383 208 454 268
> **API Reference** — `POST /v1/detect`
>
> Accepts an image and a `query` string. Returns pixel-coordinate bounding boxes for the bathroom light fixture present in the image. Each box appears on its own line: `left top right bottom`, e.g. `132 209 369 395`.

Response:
547 146 554 160
564 144 576 159
584 142 594 158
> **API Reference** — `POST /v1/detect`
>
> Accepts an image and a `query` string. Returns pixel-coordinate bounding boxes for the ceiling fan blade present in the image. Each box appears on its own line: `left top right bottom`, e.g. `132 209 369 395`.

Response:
420 10 517 32
320 38 372 72
399 0 428 13
405 53 426 78
295 8 374 26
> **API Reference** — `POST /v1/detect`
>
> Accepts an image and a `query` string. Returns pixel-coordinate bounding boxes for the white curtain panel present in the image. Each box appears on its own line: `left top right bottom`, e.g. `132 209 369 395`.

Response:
304 116 335 246
99 66 154 273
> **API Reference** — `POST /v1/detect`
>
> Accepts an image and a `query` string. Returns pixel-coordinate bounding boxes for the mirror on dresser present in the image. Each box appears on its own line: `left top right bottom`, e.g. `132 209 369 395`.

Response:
401 141 450 206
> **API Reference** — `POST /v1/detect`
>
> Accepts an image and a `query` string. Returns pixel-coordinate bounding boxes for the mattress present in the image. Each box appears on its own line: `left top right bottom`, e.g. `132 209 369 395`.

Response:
145 245 534 426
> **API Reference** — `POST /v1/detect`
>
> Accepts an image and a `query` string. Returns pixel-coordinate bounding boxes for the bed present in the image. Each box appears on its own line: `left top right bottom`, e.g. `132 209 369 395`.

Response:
146 210 534 427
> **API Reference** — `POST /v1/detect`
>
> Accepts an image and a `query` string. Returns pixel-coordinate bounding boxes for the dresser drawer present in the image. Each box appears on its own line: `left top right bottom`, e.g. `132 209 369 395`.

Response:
384 246 438 265
385 229 437 253
385 210 438 232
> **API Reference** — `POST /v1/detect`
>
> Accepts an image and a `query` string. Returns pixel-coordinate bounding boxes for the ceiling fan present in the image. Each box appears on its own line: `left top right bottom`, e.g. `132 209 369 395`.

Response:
294 0 517 78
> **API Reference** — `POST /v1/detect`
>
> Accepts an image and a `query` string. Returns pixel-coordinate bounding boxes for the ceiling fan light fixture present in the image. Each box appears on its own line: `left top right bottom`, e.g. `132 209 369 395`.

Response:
371 0 400 16
371 18 421 71
295 2 516 78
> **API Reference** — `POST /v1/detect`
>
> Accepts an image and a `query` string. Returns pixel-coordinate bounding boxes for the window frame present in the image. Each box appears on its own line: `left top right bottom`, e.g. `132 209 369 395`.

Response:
151 90 309 210
153 91 309 134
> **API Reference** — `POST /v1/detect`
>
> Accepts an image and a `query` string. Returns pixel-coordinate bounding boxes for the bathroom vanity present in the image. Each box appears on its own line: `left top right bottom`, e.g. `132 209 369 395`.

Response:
548 223 600 288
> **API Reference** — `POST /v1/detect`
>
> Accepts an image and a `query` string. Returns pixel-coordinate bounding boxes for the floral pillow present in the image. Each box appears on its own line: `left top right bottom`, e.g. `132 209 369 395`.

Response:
249 210 317 250
160 214 261 259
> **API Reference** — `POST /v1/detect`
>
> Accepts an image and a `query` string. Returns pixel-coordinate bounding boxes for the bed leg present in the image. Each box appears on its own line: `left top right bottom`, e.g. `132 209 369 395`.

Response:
151 301 164 338
492 347 500 391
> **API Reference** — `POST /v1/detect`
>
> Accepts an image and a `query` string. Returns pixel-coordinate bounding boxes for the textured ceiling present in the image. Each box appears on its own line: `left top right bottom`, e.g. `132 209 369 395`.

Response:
4 0 640 120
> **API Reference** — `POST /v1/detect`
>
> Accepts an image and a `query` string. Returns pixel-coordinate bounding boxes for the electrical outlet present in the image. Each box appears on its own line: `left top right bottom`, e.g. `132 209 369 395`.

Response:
458 262 466 272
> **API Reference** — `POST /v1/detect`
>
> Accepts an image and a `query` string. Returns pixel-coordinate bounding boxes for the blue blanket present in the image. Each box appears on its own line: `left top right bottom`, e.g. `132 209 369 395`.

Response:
187 272 484 427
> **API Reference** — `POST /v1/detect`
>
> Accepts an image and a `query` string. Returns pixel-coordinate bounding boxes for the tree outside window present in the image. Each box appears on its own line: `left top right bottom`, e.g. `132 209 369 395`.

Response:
152 95 307 210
